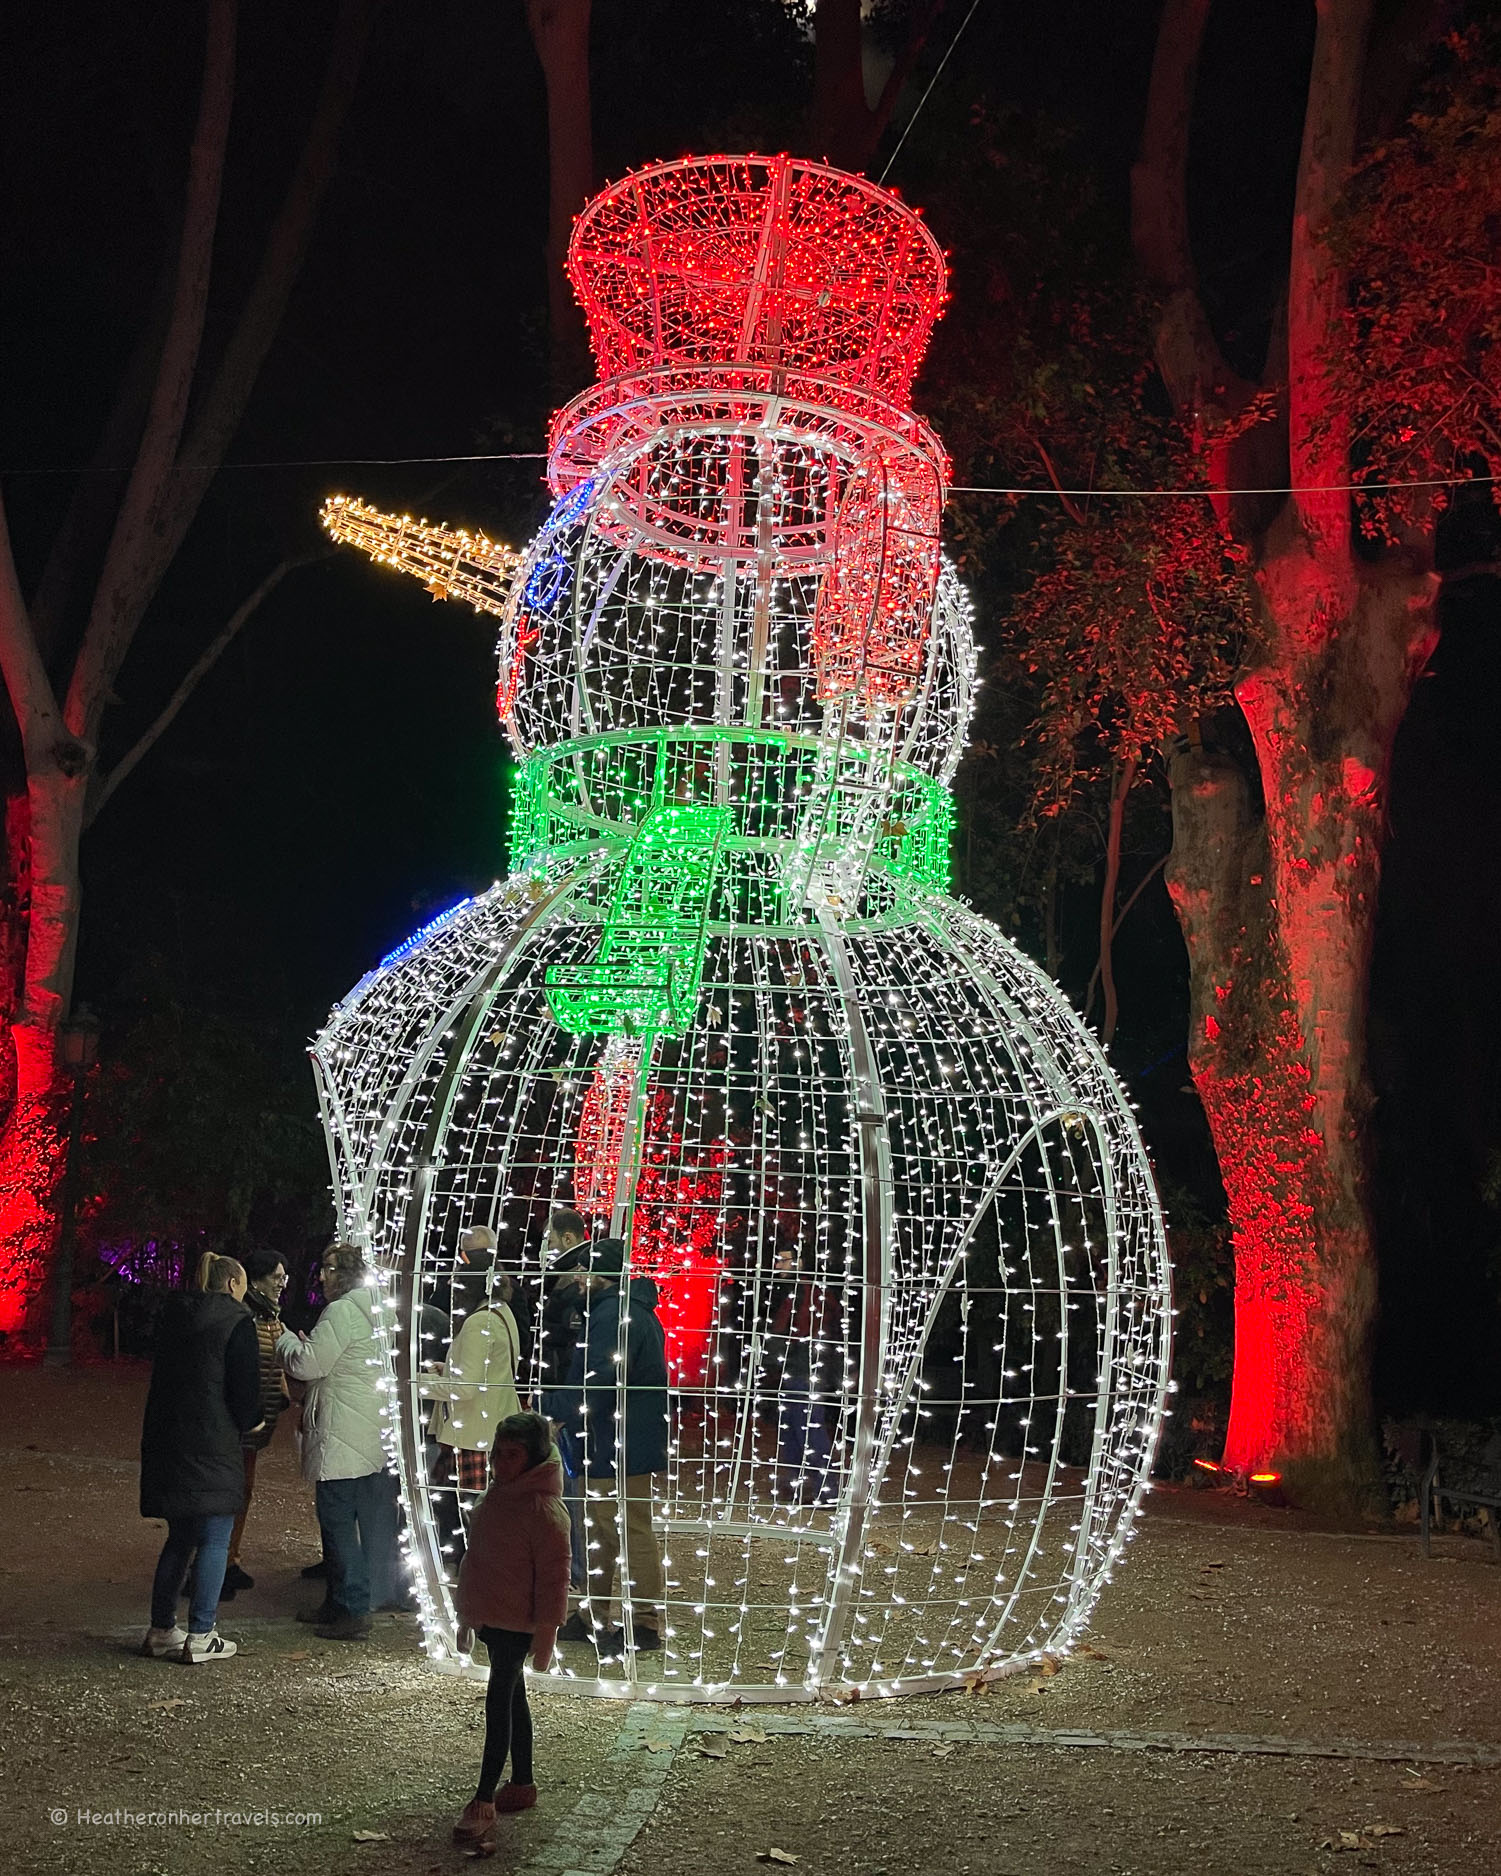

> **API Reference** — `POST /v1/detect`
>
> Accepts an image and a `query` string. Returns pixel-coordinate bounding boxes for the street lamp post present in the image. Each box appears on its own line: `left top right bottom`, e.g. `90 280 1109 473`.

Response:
44 1006 101 1368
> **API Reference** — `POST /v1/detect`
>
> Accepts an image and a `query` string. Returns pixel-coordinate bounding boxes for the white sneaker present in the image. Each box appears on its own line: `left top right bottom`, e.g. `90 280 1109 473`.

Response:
181 1628 237 1664
141 1624 188 1659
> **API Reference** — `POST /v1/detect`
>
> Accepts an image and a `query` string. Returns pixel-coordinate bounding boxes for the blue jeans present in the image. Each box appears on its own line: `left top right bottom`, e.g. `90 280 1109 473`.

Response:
316 1470 399 1618
150 1514 235 1634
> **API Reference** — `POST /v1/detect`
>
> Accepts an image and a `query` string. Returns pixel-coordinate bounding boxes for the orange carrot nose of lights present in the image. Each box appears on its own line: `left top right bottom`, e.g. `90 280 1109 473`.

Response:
319 494 524 613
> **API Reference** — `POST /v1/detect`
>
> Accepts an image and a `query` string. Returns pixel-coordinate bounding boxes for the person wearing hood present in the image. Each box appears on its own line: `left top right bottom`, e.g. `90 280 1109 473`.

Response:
139 1252 264 1664
451 1411 571 1849
277 1242 398 1642
553 1238 669 1658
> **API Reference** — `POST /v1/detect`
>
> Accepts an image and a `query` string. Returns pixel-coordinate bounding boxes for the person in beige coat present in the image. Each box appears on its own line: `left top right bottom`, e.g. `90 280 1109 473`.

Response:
451 1412 571 1849
418 1227 522 1499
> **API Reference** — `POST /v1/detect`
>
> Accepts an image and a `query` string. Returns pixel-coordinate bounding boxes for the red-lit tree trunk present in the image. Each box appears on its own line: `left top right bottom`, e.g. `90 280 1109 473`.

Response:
1136 0 1443 1503
524 0 594 395
0 0 374 1342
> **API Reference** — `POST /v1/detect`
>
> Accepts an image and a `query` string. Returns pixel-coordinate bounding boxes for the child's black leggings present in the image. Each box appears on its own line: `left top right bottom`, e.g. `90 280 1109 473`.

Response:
476 1627 534 1799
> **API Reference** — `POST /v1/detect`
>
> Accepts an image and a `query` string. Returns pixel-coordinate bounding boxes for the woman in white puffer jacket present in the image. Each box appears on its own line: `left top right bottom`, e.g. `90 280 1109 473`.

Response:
278 1244 398 1641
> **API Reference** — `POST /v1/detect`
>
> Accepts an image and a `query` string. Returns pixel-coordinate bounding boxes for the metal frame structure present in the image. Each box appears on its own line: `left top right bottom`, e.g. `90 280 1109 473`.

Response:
313 155 1172 1703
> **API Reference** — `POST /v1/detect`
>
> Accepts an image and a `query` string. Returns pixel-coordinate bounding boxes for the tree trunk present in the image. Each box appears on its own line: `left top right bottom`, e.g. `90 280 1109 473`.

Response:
1165 531 1437 1501
1222 533 1437 1494
524 0 594 397
1096 759 1136 1046
1129 0 1449 1507
0 767 85 1337
807 0 946 175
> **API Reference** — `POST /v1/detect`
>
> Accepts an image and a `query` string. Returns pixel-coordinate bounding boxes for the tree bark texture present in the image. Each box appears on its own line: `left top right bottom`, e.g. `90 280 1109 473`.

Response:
1136 0 1441 1497
524 0 594 396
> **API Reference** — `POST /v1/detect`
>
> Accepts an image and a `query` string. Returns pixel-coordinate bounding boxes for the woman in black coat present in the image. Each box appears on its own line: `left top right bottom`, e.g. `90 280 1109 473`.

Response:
140 1253 263 1663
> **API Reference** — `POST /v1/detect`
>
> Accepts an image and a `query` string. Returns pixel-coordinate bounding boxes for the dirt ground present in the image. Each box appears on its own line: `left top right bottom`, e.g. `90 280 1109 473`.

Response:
3 1364 1499 1876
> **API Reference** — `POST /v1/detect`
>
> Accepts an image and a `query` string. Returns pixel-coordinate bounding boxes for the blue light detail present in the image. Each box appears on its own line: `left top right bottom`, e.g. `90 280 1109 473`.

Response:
523 478 598 613
378 897 472 971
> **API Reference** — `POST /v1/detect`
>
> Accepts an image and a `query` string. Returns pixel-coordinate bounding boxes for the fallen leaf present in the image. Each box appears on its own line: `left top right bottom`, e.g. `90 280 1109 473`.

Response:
697 1739 728 1759
352 1830 390 1843
146 1697 188 1713
1038 1654 1062 1676
1400 1775 1442 1792
642 1737 676 1753
1363 1823 1404 1840
729 1726 768 1744
757 1853 799 1867
963 1670 991 1696
931 1742 955 1758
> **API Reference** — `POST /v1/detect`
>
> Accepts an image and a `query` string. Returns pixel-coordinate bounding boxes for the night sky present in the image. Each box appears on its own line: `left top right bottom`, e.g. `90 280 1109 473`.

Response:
3 1 1497 1409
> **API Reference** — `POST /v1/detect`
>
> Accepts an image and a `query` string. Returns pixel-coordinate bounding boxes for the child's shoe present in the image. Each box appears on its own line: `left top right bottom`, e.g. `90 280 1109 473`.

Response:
452 1798 496 1846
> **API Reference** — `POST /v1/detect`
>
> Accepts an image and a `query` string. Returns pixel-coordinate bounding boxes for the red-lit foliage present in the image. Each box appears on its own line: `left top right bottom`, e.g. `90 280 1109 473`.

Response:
1322 27 1501 541
1008 461 1254 814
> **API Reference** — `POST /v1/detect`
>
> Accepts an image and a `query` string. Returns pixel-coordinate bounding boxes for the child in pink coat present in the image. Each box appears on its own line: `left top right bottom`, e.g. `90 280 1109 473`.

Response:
452 1411 572 1847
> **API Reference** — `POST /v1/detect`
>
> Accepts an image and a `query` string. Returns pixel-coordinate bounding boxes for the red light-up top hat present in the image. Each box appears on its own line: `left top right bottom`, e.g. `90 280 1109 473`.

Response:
531 155 955 731
565 153 946 399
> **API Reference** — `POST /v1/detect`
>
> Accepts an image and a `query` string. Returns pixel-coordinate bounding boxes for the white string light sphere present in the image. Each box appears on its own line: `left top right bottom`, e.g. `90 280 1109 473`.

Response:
313 154 1171 1703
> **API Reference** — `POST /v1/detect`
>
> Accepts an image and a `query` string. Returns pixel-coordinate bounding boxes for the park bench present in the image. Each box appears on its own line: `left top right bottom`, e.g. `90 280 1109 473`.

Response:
1387 1422 1501 1560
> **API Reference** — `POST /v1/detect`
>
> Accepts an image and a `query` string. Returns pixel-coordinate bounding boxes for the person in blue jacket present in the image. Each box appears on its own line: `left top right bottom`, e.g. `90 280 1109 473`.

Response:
553 1238 669 1657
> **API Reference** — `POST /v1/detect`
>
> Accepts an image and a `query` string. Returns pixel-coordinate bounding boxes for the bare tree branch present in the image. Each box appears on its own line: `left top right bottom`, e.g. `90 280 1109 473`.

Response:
1287 0 1373 547
26 261 174 672
524 0 594 395
1130 0 1259 434
65 0 377 750
84 553 328 830
868 0 947 149
0 491 72 774
62 0 238 753
1083 851 1168 1022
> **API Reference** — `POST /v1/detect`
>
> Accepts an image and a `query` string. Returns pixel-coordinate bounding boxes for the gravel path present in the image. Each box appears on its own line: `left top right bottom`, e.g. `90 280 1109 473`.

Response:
3 1364 1499 1876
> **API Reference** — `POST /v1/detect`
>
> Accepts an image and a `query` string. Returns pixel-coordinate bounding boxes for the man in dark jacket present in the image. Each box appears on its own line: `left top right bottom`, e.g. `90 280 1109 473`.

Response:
539 1208 590 1590
555 1238 669 1657
140 1253 263 1663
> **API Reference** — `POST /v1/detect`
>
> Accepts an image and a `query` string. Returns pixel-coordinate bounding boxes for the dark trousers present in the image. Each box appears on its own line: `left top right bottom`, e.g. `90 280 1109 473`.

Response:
778 1376 835 1502
315 1469 398 1618
227 1447 258 1566
475 1627 534 1799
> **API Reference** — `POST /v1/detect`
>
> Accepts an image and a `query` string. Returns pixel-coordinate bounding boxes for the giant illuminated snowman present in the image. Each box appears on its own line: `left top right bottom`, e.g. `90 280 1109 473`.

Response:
314 155 1171 1702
